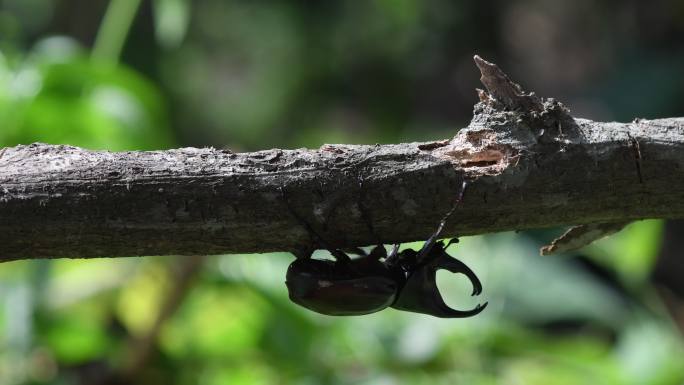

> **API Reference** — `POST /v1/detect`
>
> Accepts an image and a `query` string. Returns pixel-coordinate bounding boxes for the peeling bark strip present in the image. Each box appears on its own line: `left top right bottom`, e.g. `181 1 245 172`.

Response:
540 222 631 256
1 56 684 261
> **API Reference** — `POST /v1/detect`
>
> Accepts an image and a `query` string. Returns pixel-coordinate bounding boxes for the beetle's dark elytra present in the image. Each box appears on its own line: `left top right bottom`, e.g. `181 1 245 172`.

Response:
286 258 398 316
286 240 487 318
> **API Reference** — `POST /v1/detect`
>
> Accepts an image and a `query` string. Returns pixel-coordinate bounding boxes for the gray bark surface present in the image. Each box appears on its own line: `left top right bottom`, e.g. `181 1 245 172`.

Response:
1 57 683 261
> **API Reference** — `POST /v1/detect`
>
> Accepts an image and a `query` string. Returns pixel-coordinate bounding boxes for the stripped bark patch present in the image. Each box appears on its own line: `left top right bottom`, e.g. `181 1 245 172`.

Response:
427 129 519 175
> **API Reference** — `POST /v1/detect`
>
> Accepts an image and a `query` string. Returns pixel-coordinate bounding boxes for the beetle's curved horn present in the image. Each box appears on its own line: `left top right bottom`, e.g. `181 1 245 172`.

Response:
438 254 483 296
391 252 487 318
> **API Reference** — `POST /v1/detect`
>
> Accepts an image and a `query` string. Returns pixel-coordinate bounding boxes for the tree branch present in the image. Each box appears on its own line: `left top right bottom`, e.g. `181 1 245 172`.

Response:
1 56 683 261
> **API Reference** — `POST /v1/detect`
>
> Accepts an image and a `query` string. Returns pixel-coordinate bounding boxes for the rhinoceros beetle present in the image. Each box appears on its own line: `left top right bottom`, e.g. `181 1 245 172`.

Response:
283 182 488 318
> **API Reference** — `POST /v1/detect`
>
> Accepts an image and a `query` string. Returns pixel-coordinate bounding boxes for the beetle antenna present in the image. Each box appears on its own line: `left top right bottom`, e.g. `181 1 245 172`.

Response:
416 180 468 262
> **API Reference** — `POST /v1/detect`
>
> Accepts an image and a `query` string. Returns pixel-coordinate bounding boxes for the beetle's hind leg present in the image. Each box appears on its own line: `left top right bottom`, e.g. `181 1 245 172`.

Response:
280 187 352 263
356 175 391 261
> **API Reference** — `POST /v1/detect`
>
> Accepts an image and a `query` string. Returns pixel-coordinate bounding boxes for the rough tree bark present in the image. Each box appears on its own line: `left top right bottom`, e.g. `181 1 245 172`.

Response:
1 56 683 261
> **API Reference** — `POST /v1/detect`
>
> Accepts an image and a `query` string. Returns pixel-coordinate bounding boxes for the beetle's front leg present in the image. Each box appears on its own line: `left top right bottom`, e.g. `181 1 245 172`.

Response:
416 181 468 263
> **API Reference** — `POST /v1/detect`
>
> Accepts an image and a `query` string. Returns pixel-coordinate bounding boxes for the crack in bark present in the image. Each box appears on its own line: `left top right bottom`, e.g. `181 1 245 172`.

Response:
627 131 644 184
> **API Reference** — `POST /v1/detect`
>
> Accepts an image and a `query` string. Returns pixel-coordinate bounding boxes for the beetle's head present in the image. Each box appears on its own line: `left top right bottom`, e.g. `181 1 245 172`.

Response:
391 245 487 318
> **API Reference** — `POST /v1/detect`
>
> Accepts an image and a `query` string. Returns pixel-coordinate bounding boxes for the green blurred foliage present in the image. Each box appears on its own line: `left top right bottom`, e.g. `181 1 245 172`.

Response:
1 0 683 384
0 37 173 150
585 220 664 287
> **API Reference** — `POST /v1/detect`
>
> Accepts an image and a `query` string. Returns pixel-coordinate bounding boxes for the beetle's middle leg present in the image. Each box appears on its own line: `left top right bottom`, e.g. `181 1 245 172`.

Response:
280 187 352 262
